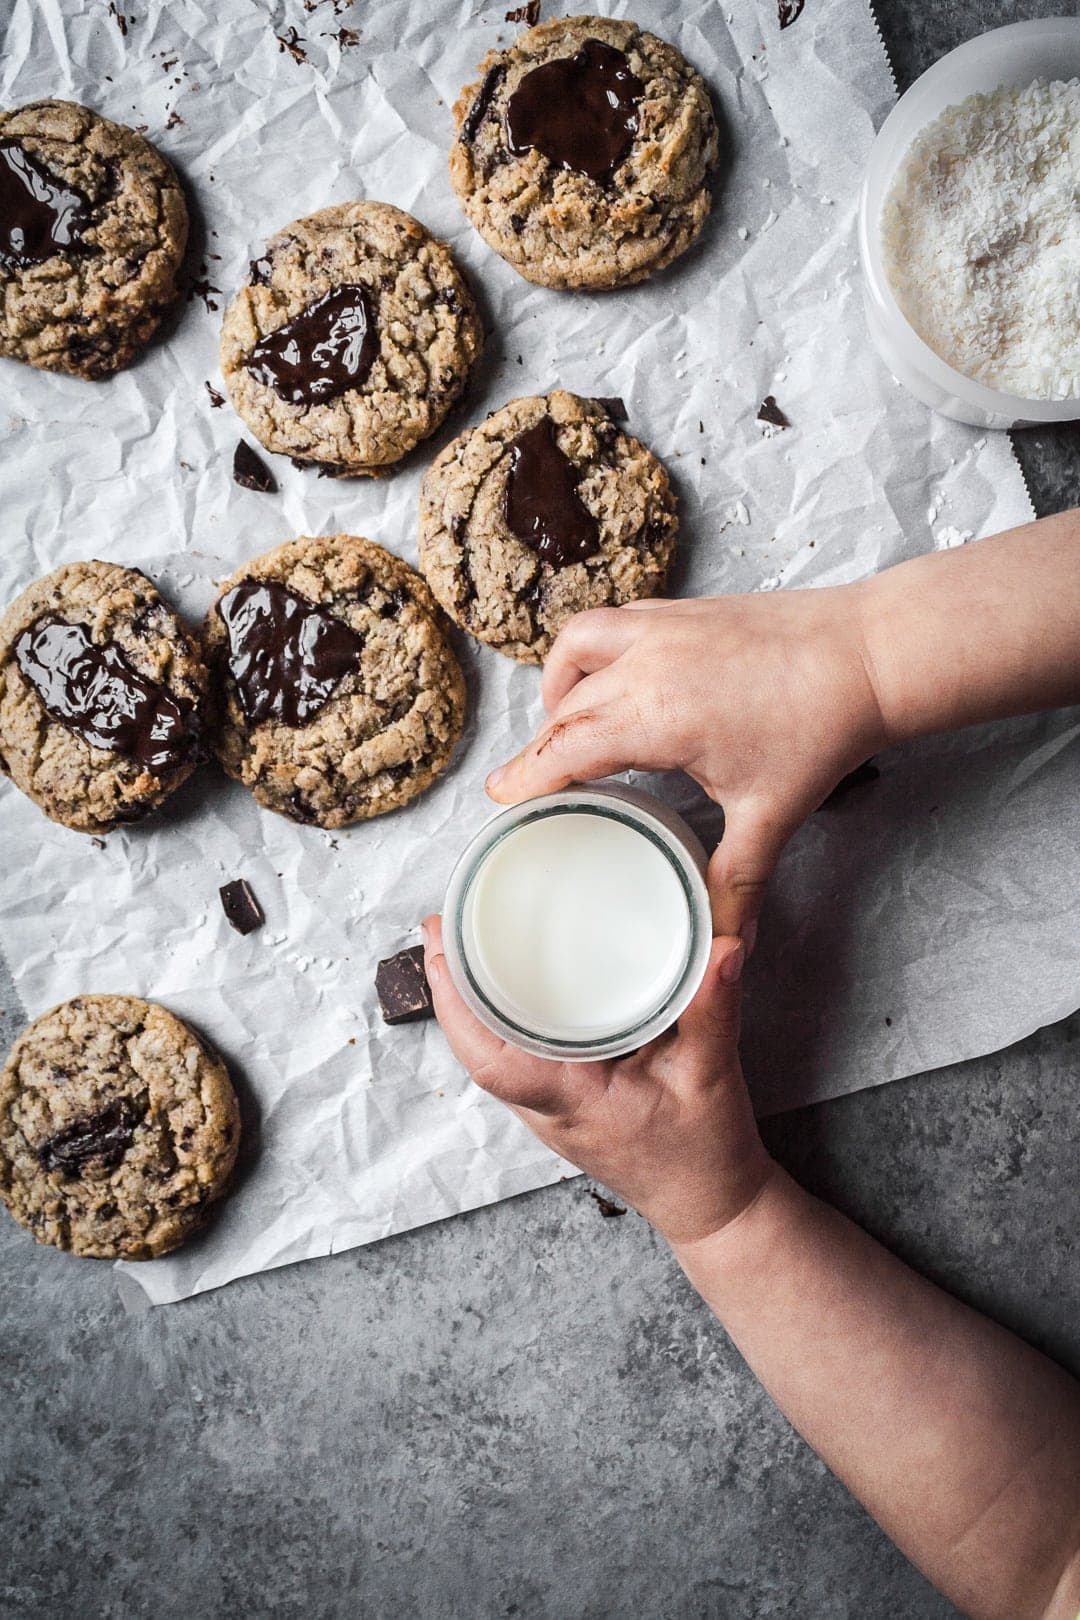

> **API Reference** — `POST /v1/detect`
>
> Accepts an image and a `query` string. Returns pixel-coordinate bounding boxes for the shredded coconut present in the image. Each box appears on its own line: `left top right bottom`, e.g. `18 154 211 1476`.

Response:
881 79 1080 399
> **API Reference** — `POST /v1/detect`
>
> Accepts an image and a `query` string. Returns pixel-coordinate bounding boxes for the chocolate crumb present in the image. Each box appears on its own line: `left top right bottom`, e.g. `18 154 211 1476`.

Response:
376 946 434 1026
589 1189 627 1218
107 2 128 36
205 381 225 408
91 837 106 850
275 26 308 63
595 396 628 423
820 759 880 809
219 878 265 935
757 394 790 429
778 0 805 27
232 440 277 493
506 1 541 21
331 25 360 47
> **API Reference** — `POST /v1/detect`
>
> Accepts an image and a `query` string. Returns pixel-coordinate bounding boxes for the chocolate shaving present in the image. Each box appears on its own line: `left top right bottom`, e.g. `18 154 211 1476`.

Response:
757 394 790 429
461 64 506 144
232 440 277 493
219 878 265 935
275 26 308 63
820 759 880 809
376 946 435 1026
506 1 540 21
589 1189 627 1218
778 0 805 27
205 381 225 408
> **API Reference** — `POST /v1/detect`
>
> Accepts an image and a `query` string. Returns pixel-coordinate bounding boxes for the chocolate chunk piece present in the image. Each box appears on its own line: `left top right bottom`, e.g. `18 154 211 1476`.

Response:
376 945 435 1026
594 396 628 423
216 579 365 727
461 64 507 144
245 283 379 406
232 439 277 493
506 1 540 21
589 1189 627 1218
38 1100 139 1175
14 616 196 774
0 139 95 268
757 394 790 429
778 0 805 27
820 759 880 809
219 878 264 935
505 417 600 568
505 38 643 185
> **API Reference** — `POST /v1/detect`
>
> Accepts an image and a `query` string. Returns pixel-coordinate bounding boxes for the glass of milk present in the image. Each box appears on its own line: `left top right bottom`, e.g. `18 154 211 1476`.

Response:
442 783 713 1061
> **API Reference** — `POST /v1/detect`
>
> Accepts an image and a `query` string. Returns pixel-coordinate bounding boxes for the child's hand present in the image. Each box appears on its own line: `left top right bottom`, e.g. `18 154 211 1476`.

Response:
421 917 776 1247
484 588 885 941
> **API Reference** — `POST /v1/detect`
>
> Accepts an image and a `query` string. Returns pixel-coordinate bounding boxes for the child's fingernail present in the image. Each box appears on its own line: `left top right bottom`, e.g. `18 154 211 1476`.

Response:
426 953 444 987
720 941 745 985
742 918 759 957
421 917 433 946
486 764 506 794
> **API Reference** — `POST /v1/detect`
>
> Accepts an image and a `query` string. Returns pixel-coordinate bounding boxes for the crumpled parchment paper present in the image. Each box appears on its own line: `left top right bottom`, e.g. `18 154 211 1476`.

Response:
0 0 1067 1305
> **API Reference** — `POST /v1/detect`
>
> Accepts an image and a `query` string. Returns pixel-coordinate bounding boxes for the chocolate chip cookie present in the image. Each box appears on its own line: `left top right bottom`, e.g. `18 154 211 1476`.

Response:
0 561 207 834
0 99 188 379
0 995 240 1260
202 534 467 827
220 203 483 477
449 16 718 290
418 391 678 664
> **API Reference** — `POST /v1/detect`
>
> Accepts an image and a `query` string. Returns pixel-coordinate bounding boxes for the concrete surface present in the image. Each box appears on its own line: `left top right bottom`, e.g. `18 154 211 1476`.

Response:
2 3 1078 1617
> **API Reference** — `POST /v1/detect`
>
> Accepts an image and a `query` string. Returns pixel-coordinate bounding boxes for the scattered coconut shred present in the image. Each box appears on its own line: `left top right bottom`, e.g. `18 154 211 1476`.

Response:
881 78 1080 399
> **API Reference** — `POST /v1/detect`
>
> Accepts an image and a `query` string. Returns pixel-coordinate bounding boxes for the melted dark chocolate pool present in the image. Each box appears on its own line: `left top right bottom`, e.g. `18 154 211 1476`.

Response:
0 139 95 266
505 39 643 184
245 284 379 407
14 617 194 775
505 417 600 568
216 580 365 727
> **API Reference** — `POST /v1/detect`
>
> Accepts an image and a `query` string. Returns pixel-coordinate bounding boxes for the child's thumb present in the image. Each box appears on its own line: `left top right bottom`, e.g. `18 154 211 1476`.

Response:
676 935 744 1063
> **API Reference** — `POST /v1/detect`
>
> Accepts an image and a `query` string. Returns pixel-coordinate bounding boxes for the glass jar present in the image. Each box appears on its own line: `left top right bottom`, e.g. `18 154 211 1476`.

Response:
442 781 713 1062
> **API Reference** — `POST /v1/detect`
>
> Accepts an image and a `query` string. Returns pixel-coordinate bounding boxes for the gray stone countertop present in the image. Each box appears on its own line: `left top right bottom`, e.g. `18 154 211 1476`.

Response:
2 3 1077 1616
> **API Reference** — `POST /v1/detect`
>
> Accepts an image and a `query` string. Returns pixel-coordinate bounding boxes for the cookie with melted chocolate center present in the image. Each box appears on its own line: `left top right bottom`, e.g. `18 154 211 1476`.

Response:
0 561 207 832
202 534 466 827
0 99 188 378
449 15 718 290
0 995 239 1260
220 202 482 477
419 391 678 664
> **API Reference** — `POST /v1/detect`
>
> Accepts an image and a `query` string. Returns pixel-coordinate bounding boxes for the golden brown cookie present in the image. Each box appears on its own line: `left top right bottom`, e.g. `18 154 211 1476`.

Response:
419 391 678 664
202 534 467 827
0 561 207 833
0 99 188 378
449 16 718 290
220 202 482 476
0 995 239 1260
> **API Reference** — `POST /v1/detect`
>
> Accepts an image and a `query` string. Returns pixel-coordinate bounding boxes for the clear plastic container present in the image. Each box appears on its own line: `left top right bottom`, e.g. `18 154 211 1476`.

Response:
859 18 1080 430
442 782 713 1062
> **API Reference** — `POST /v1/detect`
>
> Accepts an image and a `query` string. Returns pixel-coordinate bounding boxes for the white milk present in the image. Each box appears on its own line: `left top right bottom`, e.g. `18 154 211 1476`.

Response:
461 811 691 1039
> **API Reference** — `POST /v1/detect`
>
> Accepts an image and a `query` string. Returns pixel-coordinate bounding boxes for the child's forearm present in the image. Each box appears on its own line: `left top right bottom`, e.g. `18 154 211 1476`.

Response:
859 511 1080 748
673 1168 1080 1620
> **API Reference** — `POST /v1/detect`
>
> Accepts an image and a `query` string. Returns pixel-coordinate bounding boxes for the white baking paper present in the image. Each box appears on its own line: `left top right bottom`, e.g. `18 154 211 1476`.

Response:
0 0 1071 1305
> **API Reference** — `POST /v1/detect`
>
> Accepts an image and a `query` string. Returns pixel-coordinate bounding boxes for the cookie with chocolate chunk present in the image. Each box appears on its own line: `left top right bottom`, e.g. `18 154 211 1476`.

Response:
0 995 239 1260
449 15 718 290
220 202 482 477
0 561 207 833
202 534 466 827
0 99 188 378
418 391 677 664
